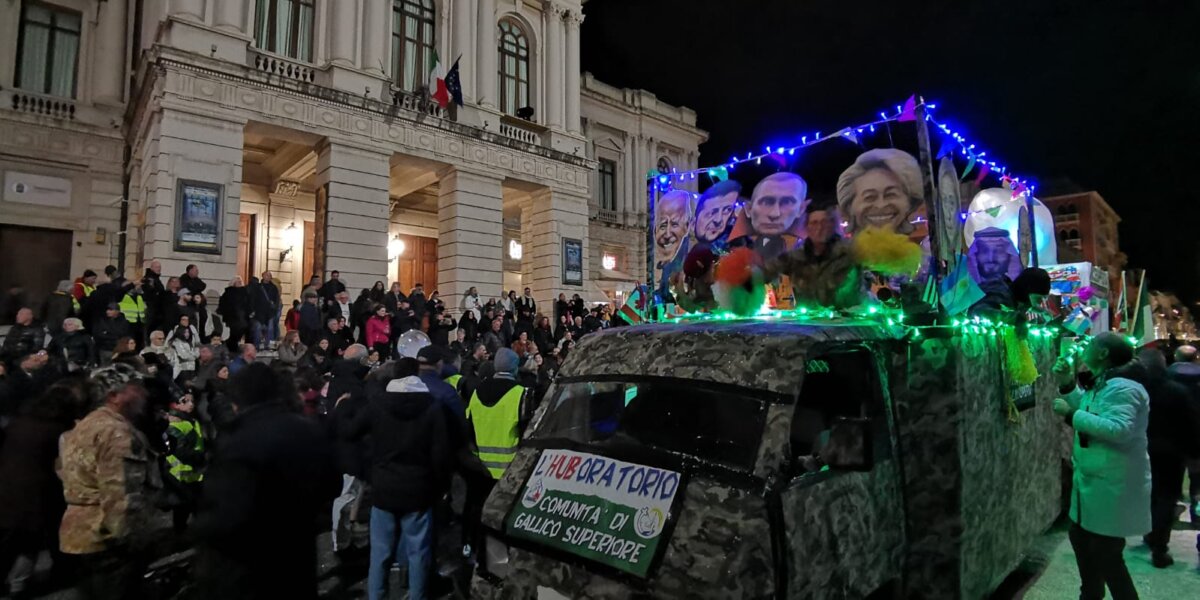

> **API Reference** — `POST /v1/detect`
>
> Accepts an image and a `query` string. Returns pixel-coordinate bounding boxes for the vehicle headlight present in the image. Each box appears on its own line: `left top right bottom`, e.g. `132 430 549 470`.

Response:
483 535 511 579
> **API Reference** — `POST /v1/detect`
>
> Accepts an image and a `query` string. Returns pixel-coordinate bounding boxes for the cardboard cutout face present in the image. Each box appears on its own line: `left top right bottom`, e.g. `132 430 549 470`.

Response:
655 191 691 267
693 191 739 244
837 148 924 236
747 176 805 237
968 228 1022 285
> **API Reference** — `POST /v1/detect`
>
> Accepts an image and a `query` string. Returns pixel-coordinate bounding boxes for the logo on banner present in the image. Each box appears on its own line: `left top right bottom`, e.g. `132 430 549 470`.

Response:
522 478 545 509
634 506 665 539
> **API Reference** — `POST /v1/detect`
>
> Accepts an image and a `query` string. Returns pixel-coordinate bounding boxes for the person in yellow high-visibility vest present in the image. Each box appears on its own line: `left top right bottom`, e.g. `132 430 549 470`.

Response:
463 348 529 560
118 285 147 348
164 390 205 532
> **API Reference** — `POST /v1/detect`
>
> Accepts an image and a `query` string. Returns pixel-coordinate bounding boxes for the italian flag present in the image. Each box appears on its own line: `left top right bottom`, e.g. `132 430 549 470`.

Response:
430 51 450 108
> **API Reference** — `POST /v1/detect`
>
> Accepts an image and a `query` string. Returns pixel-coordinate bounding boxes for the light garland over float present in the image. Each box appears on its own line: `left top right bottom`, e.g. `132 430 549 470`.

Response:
633 95 1125 422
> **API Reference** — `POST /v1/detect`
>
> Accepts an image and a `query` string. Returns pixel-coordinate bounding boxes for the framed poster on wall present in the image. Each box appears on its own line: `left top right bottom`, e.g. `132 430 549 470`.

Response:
174 179 224 255
563 238 583 286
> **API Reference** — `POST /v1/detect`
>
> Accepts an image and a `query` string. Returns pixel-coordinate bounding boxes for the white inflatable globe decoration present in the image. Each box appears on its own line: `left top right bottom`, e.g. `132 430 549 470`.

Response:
963 188 1057 265
396 329 431 359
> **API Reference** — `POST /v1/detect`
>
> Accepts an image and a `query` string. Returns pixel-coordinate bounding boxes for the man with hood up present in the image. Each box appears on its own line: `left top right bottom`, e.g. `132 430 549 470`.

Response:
347 358 453 600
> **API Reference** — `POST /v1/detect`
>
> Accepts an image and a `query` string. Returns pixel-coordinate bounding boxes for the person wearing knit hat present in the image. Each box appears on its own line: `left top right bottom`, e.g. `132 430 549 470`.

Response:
60 362 157 597
493 347 520 376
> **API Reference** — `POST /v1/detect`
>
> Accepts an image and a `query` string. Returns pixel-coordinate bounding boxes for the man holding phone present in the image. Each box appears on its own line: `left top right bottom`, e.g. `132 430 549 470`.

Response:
1052 332 1150 600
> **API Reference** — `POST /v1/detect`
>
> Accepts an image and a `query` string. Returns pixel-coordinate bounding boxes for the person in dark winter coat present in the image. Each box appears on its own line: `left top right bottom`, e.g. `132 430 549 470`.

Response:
533 316 554 356
248 272 281 350
217 277 251 353
140 261 166 332
179 264 206 296
42 281 75 337
1115 349 1200 567
0 377 89 594
49 318 96 372
345 359 453 600
318 271 347 308
93 304 131 363
458 309 479 345
429 311 456 348
1 308 45 366
299 292 324 346
191 363 340 600
327 345 371 553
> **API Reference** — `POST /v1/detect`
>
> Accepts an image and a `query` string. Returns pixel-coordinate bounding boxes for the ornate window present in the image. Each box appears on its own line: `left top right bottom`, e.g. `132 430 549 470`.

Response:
392 0 436 92
598 159 617 211
498 20 530 116
657 157 672 175
16 2 81 98
254 0 315 62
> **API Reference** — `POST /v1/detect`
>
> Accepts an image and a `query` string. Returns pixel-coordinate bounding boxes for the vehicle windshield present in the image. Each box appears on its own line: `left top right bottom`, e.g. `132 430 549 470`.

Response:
532 379 767 472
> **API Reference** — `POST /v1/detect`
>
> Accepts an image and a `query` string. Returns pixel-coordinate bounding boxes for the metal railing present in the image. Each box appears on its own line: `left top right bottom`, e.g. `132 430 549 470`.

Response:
249 48 316 84
596 208 620 223
7 90 76 120
500 115 547 146
390 88 447 119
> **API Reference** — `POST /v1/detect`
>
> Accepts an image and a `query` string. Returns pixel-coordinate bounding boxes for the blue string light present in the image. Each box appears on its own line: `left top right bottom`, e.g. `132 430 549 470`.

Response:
650 97 1032 205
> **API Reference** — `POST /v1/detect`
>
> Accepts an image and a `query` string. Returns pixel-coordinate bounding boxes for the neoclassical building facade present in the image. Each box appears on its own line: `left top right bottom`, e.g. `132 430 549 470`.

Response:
0 0 704 313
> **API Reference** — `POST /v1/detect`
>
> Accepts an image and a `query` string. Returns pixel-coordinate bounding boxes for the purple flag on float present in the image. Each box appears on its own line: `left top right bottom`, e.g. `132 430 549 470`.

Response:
897 95 918 122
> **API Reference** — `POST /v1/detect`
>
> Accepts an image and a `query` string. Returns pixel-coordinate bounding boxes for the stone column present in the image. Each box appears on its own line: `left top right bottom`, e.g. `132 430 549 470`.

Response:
437 169 504 307
329 0 358 67
92 0 127 105
544 4 565 128
475 0 498 109
362 0 389 75
452 0 475 104
170 0 205 21
139 108 246 294
564 10 583 133
314 141 391 288
529 187 589 312
519 198 535 289
215 0 247 33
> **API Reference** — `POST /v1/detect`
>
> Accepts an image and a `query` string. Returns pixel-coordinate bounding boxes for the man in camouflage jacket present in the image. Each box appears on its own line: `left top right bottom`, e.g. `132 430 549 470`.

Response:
59 363 160 599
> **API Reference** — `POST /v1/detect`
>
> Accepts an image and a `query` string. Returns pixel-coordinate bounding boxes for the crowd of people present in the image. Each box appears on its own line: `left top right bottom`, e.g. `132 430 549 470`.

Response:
0 262 625 599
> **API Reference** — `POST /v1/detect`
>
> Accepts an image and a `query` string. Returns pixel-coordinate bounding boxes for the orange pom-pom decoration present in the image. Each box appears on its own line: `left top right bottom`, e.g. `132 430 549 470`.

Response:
714 247 760 287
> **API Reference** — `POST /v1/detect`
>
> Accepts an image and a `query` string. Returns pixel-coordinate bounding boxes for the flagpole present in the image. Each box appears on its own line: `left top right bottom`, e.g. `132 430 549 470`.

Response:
1130 269 1147 335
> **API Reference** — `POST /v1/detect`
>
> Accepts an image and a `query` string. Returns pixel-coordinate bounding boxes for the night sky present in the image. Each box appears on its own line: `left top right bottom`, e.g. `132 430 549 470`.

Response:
581 0 1200 304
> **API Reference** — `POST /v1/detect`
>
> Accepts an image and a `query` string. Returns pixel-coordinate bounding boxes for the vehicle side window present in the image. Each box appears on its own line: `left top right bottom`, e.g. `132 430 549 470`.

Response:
789 348 881 471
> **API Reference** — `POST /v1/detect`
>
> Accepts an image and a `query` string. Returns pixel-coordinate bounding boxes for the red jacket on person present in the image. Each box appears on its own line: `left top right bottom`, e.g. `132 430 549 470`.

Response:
365 315 391 347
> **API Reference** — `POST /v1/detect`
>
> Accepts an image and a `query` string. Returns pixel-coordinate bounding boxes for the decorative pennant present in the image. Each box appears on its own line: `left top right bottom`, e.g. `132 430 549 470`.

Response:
898 95 918 122
1010 181 1028 199
974 164 991 185
936 132 957 159
960 155 977 181
706 166 729 183
835 127 860 145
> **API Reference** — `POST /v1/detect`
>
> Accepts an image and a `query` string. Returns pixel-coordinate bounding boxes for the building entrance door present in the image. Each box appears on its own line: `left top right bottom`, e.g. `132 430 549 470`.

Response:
396 234 438 294
0 225 73 322
237 213 256 284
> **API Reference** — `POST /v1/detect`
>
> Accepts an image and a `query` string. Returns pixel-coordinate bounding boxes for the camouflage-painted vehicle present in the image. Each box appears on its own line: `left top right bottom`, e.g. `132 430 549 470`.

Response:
473 319 1062 599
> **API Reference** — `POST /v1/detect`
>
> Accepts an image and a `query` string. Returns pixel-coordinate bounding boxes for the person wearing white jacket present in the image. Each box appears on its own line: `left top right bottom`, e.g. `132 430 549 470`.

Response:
1053 332 1151 600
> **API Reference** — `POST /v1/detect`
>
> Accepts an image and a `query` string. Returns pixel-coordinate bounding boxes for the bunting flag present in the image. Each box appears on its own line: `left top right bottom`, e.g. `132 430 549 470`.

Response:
960 155 977 181
940 257 985 316
974 164 991 185
620 284 651 324
706 166 729 182
897 95 918 122
835 127 860 145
